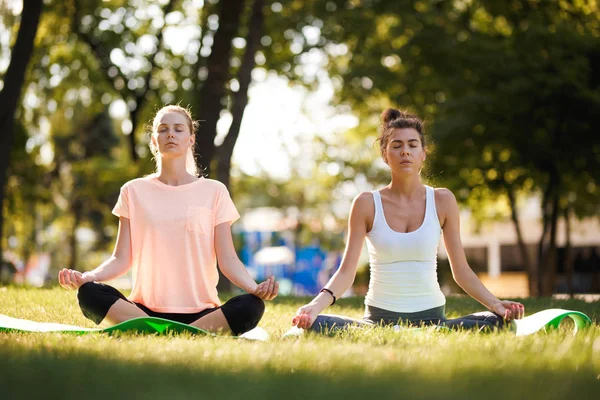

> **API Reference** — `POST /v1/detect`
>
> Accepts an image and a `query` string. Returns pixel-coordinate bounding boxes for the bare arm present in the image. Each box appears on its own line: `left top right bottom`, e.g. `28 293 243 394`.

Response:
293 192 372 327
214 222 278 300
438 189 524 319
58 217 132 289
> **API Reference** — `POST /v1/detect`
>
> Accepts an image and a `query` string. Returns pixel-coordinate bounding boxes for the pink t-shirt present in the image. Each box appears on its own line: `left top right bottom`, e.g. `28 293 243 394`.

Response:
112 174 240 313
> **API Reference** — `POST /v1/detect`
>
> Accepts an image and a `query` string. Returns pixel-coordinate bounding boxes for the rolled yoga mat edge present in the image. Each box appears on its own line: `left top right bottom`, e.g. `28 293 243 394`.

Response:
511 309 593 336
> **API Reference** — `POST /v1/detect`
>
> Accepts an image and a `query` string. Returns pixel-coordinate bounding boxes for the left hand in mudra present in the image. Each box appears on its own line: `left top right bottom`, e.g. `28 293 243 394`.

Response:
490 300 525 320
251 275 279 301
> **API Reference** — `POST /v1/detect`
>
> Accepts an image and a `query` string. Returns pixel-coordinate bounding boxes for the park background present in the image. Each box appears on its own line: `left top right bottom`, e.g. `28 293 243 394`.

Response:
1 0 599 298
1 1 599 399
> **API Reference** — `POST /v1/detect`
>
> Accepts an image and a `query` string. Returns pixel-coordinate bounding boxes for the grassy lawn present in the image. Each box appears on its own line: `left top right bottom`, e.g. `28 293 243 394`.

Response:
1 286 599 399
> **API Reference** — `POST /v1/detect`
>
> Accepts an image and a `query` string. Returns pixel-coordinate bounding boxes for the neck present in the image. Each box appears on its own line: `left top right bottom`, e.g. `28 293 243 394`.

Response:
387 173 423 197
157 156 195 185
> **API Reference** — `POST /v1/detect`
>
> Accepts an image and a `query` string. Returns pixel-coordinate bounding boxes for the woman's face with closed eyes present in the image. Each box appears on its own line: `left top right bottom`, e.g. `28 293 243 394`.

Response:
151 111 194 158
383 128 426 174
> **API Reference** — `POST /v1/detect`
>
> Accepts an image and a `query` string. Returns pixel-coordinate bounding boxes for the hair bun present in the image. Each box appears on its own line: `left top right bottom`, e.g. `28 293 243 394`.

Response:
381 108 404 123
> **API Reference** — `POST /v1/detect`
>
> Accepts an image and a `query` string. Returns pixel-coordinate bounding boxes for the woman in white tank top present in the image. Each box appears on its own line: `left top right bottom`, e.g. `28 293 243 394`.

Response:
292 108 525 333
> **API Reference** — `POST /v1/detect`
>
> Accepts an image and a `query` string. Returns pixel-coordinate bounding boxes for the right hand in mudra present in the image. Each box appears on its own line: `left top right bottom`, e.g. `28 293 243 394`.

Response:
292 303 320 329
58 269 95 290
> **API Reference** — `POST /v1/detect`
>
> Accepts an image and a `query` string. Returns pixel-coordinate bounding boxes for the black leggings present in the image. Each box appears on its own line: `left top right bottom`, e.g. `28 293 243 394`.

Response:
77 282 265 335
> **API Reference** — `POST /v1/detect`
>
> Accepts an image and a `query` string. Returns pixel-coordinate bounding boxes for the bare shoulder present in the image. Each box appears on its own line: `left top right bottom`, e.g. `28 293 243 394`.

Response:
354 191 374 205
434 187 457 208
433 188 459 227
351 191 374 217
354 191 375 208
350 192 375 231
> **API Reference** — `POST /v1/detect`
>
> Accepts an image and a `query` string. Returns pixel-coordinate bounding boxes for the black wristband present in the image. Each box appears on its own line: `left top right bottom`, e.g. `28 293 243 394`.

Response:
320 288 336 305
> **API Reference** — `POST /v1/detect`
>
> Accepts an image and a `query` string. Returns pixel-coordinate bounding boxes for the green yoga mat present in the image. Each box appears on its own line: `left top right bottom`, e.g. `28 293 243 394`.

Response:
426 309 592 335
0 314 270 341
420 308 592 336
511 308 592 336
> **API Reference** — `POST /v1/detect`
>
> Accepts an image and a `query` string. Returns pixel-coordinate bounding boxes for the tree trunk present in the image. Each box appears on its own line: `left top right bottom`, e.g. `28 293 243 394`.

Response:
194 0 245 176
536 176 554 296
506 185 536 296
68 200 83 271
564 206 574 297
0 0 43 267
129 107 139 162
216 0 264 190
541 191 560 296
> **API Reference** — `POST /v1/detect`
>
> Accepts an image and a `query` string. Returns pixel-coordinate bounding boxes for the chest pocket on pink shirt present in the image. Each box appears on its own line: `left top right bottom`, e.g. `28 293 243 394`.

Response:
185 206 213 235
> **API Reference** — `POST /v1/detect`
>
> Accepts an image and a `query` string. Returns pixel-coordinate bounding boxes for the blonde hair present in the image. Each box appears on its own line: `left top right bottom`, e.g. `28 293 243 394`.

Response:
149 105 200 176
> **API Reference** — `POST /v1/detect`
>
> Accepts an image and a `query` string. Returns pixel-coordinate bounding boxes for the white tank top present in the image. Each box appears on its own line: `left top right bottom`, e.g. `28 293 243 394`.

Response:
364 185 446 313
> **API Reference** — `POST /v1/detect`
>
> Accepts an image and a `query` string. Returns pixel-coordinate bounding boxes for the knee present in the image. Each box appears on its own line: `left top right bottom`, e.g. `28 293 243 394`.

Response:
311 314 328 333
310 314 347 334
479 311 506 325
486 312 509 329
76 282 101 308
222 294 265 335
239 294 265 321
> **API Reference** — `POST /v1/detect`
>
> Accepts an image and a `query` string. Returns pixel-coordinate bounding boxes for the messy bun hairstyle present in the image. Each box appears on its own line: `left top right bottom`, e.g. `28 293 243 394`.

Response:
378 108 426 159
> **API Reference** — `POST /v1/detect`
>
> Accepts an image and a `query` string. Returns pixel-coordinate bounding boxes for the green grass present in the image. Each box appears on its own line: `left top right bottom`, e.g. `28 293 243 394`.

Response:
1 286 599 399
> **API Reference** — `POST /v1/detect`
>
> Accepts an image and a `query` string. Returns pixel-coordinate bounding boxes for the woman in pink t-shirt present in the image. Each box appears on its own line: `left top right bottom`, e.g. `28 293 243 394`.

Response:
57 105 278 335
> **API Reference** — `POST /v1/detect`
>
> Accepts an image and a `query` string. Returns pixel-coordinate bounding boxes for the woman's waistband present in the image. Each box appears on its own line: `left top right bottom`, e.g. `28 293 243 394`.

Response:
364 304 446 325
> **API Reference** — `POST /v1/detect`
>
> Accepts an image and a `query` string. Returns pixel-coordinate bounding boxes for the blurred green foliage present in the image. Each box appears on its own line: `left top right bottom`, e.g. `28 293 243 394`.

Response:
1 1 598 293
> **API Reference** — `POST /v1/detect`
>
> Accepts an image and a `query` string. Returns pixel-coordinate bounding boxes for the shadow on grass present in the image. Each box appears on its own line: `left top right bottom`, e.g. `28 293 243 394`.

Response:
1 342 597 400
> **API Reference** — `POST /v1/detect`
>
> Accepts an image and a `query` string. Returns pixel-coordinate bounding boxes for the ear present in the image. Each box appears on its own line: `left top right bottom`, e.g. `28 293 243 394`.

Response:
151 134 157 148
189 133 195 147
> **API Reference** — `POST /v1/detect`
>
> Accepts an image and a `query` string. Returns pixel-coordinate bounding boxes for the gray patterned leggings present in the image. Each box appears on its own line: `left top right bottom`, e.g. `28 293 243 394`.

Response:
311 305 509 333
